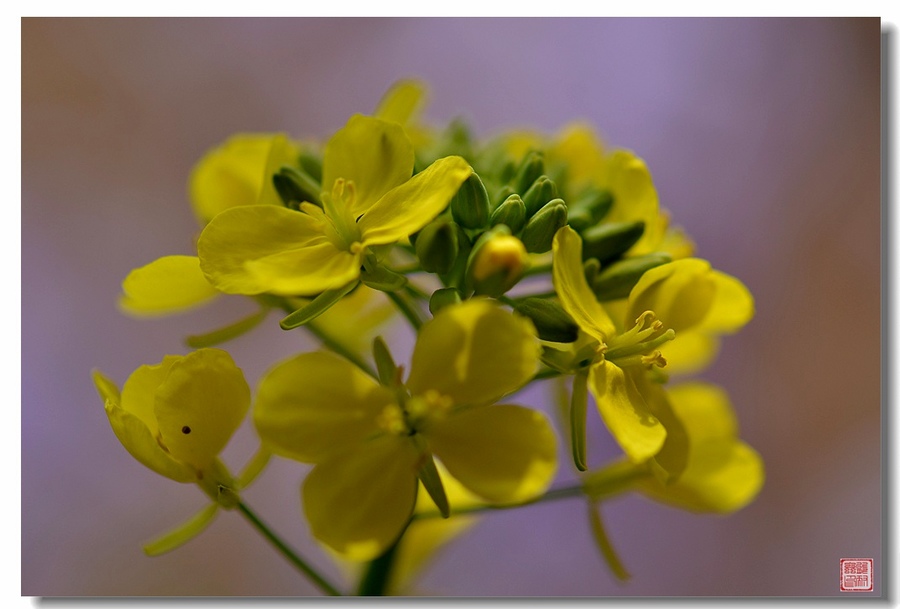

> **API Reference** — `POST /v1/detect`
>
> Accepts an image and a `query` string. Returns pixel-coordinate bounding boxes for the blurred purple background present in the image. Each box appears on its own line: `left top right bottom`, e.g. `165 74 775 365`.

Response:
22 18 881 596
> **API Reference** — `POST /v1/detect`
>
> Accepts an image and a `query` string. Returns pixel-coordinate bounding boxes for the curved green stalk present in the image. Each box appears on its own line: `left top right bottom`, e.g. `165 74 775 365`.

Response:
237 502 343 596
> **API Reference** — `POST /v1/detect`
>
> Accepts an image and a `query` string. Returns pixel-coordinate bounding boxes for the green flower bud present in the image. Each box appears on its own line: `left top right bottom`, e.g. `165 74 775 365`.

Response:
521 175 559 217
415 217 460 274
273 165 322 208
521 198 567 253
567 189 614 231
466 226 529 297
490 193 527 233
514 150 545 194
429 287 462 316
591 253 672 301
450 172 491 229
298 152 323 183
580 221 645 263
512 297 579 343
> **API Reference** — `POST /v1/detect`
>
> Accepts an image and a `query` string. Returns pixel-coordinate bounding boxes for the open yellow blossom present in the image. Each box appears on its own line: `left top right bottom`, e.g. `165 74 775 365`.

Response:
253 300 557 561
198 114 472 297
92 348 265 555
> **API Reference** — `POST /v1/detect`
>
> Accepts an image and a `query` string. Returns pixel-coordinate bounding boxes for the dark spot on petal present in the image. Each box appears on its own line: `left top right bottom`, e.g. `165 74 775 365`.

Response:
182 426 191 434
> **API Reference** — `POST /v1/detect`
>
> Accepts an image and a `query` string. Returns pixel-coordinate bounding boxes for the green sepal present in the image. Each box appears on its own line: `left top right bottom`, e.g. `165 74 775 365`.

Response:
521 175 559 218
372 336 398 387
415 447 450 519
514 150 545 194
591 254 672 301
567 189 614 231
490 193 527 234
450 172 491 229
512 297 579 343
570 370 589 472
583 258 601 286
588 502 631 581
185 307 270 349
521 198 567 254
298 152 323 183
143 502 219 556
580 221 645 263
414 217 460 274
429 287 462 316
273 165 321 208
279 281 359 330
360 265 409 292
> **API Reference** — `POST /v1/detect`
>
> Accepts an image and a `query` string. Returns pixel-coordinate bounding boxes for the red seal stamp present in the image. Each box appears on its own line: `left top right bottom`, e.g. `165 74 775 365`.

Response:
840 558 873 592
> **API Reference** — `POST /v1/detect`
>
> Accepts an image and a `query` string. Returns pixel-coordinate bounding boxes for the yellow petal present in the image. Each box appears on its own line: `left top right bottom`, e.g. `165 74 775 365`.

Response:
154 349 250 471
627 258 753 336
119 256 219 316
254 351 393 463
258 134 302 207
374 79 427 126
637 383 764 513
358 155 472 247
143 502 219 556
587 360 666 462
120 356 180 434
198 205 359 296
303 435 419 561
547 123 606 191
406 299 540 406
601 150 662 255
552 226 616 343
323 114 414 216
189 133 296 224
94 368 196 483
424 404 557 504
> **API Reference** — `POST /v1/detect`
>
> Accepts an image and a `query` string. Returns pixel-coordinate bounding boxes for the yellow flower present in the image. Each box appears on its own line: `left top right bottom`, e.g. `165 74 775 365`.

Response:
197 114 472 297
552 226 754 474
92 348 263 554
253 299 557 561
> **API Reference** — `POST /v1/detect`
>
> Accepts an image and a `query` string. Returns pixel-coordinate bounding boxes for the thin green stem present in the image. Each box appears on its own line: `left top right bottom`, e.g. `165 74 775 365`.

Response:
356 528 406 596
522 262 553 277
305 321 378 379
533 368 564 381
386 290 424 331
510 289 556 300
403 281 430 302
237 502 343 596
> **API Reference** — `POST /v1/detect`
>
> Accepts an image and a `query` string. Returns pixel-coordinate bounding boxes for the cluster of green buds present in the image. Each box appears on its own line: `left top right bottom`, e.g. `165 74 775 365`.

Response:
95 80 763 596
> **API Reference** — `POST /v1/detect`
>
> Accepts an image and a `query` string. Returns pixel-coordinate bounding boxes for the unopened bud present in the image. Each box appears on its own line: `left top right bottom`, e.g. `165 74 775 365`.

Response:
580 220 645 263
429 287 462 316
415 218 460 274
450 172 491 229
521 176 559 217
591 254 672 301
521 198 567 253
490 194 527 233
513 297 579 343
466 227 529 297
567 189 614 231
272 165 321 208
514 150 545 194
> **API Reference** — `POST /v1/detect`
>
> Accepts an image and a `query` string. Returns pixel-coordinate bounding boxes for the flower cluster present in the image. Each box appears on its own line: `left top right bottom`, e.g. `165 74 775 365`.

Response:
94 80 763 595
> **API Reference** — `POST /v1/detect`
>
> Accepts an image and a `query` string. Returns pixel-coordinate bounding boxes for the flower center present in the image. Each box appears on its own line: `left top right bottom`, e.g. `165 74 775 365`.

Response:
316 178 363 251
603 310 675 369
375 389 454 436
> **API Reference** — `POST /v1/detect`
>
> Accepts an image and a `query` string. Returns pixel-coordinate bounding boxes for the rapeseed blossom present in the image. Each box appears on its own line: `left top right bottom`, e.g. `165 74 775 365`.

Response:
198 114 472 296
253 299 557 560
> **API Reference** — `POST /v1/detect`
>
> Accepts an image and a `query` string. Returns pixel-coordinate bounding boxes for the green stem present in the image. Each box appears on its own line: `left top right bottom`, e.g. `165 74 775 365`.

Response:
386 290 424 330
305 321 378 379
403 281 430 301
533 368 564 381
237 502 343 596
356 534 403 596
588 503 631 581
522 262 553 277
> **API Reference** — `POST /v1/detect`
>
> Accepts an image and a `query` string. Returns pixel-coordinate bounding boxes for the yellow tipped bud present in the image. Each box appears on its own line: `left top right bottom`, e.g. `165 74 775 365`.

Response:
468 231 529 297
